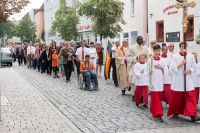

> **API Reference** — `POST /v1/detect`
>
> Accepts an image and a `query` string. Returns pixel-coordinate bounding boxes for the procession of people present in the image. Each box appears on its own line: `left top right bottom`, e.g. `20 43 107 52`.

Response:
7 35 200 123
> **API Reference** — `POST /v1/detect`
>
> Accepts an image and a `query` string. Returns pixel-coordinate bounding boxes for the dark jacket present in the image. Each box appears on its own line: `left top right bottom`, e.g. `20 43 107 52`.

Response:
40 50 50 63
16 48 24 57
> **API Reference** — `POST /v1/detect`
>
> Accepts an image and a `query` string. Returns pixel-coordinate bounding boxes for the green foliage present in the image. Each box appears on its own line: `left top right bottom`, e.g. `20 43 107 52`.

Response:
51 0 79 41
78 0 125 41
15 15 36 42
0 21 15 38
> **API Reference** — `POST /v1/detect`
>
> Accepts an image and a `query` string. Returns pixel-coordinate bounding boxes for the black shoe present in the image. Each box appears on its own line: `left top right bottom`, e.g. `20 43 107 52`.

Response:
114 83 118 87
66 80 70 82
94 87 99 91
132 96 135 101
158 117 163 123
121 90 126 95
143 104 148 108
191 116 200 122
136 103 139 106
128 86 131 91
173 114 179 118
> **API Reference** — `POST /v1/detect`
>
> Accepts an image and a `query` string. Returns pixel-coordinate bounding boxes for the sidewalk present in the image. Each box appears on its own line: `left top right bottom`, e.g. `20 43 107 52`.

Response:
0 67 81 133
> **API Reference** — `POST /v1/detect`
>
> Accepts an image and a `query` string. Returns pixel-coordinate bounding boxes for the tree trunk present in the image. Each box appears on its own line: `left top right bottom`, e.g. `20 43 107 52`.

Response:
100 33 103 42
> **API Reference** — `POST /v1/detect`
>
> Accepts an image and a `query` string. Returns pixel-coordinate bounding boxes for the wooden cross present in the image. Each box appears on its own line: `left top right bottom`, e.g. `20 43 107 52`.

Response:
175 0 196 33
175 0 196 94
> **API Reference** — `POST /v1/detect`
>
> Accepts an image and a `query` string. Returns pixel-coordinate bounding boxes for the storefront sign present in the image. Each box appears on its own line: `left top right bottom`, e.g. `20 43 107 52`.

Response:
78 23 95 32
166 32 180 42
163 5 178 15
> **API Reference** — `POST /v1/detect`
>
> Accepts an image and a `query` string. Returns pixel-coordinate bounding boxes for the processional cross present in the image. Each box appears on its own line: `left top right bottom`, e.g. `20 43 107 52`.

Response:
175 0 196 91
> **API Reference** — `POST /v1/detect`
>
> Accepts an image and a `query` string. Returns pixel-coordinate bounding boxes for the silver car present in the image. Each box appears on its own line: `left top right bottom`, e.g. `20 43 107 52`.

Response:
0 48 13 66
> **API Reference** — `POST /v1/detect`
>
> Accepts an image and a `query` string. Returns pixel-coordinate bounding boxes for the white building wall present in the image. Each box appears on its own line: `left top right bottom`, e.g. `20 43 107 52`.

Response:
44 0 74 44
77 0 148 47
148 0 200 52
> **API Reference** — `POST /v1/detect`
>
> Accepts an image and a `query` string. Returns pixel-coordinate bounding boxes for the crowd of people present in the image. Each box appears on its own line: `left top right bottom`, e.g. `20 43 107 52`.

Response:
8 35 200 123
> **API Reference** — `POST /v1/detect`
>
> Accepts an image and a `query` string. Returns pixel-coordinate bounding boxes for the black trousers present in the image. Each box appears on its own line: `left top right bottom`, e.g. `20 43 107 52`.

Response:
41 62 50 74
37 59 41 72
49 60 52 75
18 56 23 66
64 61 73 81
24 57 26 65
111 58 118 86
75 60 80 77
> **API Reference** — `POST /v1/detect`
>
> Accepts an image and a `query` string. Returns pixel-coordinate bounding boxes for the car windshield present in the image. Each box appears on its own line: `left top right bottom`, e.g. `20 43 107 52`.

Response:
1 48 11 54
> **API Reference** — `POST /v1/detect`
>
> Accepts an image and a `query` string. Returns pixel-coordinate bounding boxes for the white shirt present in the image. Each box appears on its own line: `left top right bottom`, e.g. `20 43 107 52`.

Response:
170 53 196 91
134 62 148 86
147 58 166 92
27 46 35 55
89 47 97 68
111 45 119 58
192 62 200 88
76 47 90 62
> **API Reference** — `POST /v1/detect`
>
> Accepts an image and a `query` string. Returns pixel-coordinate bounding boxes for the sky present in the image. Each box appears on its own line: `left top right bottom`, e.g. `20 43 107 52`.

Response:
10 0 44 20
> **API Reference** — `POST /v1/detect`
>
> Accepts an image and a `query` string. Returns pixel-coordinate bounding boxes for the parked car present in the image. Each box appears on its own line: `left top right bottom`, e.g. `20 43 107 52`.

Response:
0 48 13 66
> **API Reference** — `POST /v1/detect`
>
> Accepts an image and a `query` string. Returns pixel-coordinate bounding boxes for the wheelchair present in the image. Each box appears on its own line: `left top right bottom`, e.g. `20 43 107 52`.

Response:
77 72 95 90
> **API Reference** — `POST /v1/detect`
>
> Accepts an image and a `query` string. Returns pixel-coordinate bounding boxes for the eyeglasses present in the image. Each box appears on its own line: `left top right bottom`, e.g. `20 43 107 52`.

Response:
170 46 174 48
151 43 156 44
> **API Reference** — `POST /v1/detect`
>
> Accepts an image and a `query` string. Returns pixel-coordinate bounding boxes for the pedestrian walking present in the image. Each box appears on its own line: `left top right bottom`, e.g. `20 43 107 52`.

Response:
116 40 129 95
52 49 60 78
133 54 148 108
167 42 200 122
89 42 97 71
96 42 104 77
16 45 24 66
148 44 166 123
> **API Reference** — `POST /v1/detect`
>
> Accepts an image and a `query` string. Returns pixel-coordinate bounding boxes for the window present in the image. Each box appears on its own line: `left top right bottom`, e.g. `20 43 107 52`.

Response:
130 0 135 15
95 35 98 43
116 34 120 42
123 33 129 42
186 15 194 41
156 21 164 42
130 31 138 45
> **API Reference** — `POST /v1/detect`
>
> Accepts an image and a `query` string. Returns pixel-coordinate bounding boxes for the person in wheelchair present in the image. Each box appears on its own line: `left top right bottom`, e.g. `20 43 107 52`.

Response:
80 54 99 91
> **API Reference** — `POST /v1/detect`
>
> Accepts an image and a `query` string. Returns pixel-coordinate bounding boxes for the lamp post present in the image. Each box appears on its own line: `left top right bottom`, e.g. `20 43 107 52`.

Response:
175 0 196 94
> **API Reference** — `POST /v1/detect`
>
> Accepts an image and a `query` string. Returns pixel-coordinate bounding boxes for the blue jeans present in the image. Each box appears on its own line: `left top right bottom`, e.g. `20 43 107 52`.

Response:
84 71 98 89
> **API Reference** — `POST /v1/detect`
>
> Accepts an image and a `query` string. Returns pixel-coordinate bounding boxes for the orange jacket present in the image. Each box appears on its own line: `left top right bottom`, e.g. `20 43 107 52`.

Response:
80 62 95 71
52 53 59 67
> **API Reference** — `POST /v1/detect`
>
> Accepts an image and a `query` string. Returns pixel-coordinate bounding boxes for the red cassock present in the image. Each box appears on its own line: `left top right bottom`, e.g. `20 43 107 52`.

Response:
134 86 148 105
195 87 200 104
162 84 171 103
150 92 163 117
167 90 197 117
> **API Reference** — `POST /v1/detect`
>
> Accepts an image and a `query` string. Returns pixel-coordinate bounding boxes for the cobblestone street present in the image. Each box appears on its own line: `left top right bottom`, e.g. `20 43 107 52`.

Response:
1 64 200 133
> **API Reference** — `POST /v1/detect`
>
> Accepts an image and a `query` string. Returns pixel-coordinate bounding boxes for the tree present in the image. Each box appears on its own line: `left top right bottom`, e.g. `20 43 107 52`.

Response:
15 15 36 42
0 0 29 22
78 0 125 41
0 20 15 38
51 0 79 41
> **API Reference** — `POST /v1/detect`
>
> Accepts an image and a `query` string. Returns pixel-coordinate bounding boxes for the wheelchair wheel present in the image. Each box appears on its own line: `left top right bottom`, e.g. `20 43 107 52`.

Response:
78 74 84 89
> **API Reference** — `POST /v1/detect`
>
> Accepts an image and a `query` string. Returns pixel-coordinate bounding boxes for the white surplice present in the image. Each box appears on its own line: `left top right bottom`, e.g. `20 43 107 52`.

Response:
192 62 200 88
170 53 196 92
134 62 148 86
147 58 166 92
161 56 172 84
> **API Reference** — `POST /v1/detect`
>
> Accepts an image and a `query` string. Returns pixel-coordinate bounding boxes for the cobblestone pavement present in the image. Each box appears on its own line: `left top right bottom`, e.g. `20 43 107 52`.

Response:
0 67 80 133
2 64 200 133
